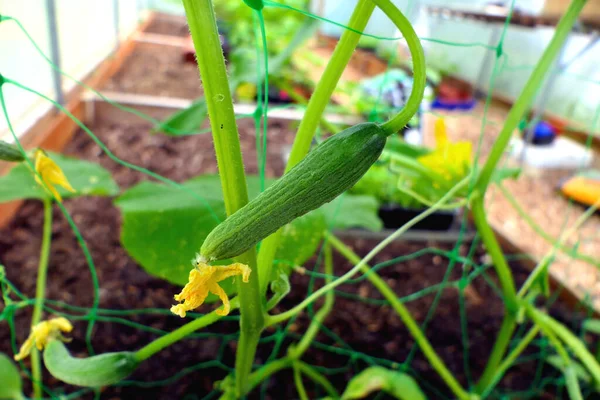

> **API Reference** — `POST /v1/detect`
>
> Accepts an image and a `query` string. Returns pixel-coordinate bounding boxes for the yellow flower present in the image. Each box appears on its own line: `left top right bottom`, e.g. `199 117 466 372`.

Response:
170 260 251 318
235 82 257 101
34 149 76 202
418 118 472 180
14 317 73 361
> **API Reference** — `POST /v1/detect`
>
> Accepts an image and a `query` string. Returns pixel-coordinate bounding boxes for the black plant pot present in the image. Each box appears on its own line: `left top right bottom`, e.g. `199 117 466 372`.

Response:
378 204 457 231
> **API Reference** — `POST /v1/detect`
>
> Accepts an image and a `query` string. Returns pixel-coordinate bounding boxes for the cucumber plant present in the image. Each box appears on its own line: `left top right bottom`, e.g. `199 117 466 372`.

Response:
1 0 598 399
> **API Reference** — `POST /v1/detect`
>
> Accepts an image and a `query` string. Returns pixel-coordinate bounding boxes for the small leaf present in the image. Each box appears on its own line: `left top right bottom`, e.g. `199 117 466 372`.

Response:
491 167 521 183
341 366 426 400
43 340 138 387
156 98 208 136
0 353 24 400
583 319 600 335
0 152 119 203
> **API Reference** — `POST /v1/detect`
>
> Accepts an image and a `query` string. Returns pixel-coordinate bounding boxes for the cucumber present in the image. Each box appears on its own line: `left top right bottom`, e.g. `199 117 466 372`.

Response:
0 141 25 162
201 122 387 261
43 340 138 387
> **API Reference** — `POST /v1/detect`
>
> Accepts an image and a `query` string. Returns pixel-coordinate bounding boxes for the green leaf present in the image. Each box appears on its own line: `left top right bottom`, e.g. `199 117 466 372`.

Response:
341 366 426 400
155 98 208 137
583 319 600 335
0 152 119 203
490 167 521 183
275 209 326 270
321 193 382 231
43 340 137 388
0 353 23 400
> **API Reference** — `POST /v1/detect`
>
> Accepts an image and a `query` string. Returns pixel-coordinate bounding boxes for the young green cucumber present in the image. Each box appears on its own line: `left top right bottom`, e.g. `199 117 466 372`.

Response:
43 340 138 387
0 141 25 162
201 122 387 261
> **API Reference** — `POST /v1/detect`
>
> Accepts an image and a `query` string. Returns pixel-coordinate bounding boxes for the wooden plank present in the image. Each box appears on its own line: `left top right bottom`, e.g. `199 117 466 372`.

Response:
0 13 156 229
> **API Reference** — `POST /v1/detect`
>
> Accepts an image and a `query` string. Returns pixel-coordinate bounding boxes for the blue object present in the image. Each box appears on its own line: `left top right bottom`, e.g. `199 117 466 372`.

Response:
530 121 556 145
431 97 477 111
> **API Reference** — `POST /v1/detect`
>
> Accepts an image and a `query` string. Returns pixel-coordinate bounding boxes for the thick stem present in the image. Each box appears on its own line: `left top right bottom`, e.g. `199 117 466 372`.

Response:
30 199 52 399
182 0 264 395
257 0 376 295
325 233 470 400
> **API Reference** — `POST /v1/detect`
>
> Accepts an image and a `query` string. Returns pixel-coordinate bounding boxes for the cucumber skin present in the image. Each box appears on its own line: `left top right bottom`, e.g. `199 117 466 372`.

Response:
0 141 25 162
43 340 138 387
202 122 387 261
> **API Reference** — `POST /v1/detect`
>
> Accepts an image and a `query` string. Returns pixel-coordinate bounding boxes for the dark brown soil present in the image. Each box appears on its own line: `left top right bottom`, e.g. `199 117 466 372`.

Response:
144 17 189 37
0 108 593 399
102 42 203 99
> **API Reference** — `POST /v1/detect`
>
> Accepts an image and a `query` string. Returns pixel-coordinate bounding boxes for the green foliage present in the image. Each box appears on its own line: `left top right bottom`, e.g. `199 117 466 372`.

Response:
115 175 379 290
155 99 208 136
0 152 119 203
341 366 427 400
43 340 138 388
0 353 23 400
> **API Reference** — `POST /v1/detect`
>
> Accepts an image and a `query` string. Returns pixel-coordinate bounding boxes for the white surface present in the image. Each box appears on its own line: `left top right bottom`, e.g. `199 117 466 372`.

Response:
0 0 140 143
509 136 594 169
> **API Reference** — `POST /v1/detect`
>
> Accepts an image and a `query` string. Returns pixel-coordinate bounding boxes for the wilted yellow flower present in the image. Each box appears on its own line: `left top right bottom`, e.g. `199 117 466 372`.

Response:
14 317 73 361
418 118 472 180
34 149 76 202
170 261 251 318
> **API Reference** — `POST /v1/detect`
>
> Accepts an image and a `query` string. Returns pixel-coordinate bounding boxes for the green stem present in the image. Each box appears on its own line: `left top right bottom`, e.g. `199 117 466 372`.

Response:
30 198 52 399
325 232 470 400
257 0 376 295
472 196 518 392
134 302 235 362
293 362 309 400
526 305 600 383
182 0 264 395
371 0 426 135
480 326 540 397
295 361 339 399
288 242 334 360
476 0 587 191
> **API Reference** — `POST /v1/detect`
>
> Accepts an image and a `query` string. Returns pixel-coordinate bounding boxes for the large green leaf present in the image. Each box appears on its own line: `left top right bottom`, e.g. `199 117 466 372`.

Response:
115 175 379 291
341 366 426 400
0 353 24 400
0 152 119 203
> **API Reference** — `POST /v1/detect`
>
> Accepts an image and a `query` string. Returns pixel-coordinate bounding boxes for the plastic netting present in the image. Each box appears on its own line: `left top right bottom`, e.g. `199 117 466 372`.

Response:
1 0 599 399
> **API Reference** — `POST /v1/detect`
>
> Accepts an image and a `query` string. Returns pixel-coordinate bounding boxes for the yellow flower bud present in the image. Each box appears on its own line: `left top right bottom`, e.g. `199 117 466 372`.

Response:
34 149 76 202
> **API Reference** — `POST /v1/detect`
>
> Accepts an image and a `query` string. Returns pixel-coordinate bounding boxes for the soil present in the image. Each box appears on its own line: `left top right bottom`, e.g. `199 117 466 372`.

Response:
0 111 594 400
144 17 190 38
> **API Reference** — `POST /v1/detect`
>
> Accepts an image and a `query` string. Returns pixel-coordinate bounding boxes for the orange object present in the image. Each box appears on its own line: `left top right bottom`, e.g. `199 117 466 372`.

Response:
561 174 600 207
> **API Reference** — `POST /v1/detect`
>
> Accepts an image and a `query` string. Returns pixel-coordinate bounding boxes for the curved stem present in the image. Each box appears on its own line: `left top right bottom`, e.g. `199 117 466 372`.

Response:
257 0 376 295
293 362 309 400
133 303 234 362
295 361 339 399
182 1 264 395
325 232 470 400
370 0 426 136
30 199 52 399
